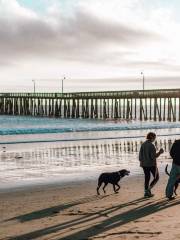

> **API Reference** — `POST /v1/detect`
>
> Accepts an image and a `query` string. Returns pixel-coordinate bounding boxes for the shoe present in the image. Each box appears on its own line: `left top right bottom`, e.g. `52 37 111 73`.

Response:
168 196 175 201
144 189 154 198
144 192 154 198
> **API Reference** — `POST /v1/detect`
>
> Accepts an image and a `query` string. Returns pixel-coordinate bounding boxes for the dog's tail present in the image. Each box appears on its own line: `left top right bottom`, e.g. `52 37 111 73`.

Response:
165 164 170 176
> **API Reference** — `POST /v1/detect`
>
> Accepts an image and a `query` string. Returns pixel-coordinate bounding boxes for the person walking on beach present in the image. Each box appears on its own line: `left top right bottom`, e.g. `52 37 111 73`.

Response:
139 132 164 197
166 139 180 200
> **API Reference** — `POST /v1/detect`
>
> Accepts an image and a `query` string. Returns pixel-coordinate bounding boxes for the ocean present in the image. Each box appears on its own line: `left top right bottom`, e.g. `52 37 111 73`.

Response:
0 115 179 191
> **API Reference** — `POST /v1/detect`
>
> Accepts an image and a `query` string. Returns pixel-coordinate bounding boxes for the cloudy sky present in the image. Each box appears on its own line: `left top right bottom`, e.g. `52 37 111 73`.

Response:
0 0 180 92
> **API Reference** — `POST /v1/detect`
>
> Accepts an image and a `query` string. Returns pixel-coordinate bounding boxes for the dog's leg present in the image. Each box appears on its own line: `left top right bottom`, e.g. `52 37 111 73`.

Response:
97 186 100 195
113 184 117 193
97 182 102 195
174 182 179 196
103 183 108 194
115 183 121 192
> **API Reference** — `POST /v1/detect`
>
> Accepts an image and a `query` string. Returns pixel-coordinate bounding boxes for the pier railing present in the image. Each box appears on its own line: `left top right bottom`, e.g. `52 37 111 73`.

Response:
1 88 180 99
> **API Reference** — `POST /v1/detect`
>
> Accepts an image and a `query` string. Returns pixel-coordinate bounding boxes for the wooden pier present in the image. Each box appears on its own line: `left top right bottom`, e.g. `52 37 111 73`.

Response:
0 88 180 121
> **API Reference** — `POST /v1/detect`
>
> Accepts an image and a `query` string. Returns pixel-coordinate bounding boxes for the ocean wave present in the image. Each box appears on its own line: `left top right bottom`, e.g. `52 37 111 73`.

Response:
1 122 180 135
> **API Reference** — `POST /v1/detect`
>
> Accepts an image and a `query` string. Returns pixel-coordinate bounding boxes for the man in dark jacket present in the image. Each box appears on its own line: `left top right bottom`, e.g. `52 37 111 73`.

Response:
166 139 180 200
139 132 164 197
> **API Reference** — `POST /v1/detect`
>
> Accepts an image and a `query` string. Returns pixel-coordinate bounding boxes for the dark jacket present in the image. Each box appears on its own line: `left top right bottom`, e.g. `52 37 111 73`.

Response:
170 140 180 166
139 140 156 167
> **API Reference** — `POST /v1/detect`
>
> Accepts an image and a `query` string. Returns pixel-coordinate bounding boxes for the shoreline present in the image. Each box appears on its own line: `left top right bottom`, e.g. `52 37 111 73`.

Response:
0 164 171 194
0 129 180 145
0 177 96 194
0 173 141 194
1 173 179 240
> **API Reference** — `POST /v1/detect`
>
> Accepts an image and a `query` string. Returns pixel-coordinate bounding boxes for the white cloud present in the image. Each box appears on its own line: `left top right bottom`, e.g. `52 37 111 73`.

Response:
0 0 180 91
0 0 159 64
0 0 37 19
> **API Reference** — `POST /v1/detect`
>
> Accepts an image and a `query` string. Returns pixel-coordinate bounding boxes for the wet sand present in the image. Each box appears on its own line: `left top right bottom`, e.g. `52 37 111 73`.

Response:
0 136 174 191
1 173 180 240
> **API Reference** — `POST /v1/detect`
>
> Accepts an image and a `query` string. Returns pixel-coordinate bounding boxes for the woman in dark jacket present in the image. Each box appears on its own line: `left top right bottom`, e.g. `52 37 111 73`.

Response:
139 132 164 197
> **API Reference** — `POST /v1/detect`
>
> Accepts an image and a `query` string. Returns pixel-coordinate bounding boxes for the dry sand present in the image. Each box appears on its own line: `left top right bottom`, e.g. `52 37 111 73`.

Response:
0 174 180 240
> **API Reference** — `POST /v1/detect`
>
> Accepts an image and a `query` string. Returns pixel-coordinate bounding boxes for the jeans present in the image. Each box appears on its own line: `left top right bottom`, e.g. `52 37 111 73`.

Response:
165 163 180 198
142 166 159 191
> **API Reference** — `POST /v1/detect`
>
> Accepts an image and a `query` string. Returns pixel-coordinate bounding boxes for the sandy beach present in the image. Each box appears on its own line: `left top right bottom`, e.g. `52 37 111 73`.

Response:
1 173 180 240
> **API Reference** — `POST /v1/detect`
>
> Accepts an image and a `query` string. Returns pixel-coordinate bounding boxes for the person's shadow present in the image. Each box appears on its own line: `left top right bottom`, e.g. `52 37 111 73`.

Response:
5 195 108 222
6 196 179 240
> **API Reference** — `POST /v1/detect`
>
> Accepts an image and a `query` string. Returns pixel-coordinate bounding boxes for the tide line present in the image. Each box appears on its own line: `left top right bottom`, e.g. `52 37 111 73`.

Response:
0 133 180 145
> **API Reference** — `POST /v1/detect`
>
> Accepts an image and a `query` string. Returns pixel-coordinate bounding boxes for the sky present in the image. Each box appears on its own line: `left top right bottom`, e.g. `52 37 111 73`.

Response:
0 0 180 92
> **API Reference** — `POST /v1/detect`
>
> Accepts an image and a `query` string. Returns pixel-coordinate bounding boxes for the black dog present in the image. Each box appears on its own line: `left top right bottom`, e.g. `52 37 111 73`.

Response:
165 164 180 195
96 169 130 195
